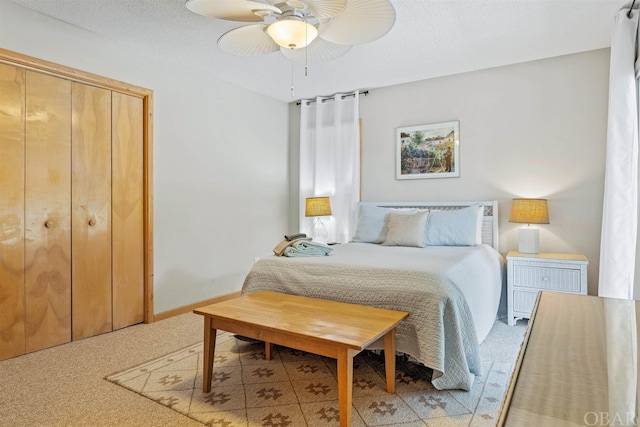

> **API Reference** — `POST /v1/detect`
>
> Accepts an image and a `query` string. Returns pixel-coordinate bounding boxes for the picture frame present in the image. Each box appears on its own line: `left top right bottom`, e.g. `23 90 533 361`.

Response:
396 121 460 179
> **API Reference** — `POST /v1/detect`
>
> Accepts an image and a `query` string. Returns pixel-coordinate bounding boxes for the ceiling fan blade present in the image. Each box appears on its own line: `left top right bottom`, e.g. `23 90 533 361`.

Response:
280 37 351 64
304 0 347 20
186 0 281 22
318 0 395 45
218 25 280 55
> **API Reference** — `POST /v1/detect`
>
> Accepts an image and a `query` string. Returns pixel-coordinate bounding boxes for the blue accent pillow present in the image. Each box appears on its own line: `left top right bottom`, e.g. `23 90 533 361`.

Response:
425 205 483 246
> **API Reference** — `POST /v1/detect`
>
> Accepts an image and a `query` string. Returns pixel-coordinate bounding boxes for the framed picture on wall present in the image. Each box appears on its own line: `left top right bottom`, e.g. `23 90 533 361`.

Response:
396 121 460 179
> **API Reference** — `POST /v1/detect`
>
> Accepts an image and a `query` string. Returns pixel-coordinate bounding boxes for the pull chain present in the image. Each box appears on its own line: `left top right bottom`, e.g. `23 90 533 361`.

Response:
305 14 309 77
290 62 294 97
290 13 312 97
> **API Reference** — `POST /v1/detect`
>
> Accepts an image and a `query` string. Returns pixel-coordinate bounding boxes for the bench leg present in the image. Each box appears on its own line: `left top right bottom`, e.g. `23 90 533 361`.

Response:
384 328 397 393
202 316 217 393
337 349 357 427
265 342 273 360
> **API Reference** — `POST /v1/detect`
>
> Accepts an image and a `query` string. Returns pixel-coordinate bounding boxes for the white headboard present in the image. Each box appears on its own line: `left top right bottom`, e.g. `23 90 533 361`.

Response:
358 200 499 251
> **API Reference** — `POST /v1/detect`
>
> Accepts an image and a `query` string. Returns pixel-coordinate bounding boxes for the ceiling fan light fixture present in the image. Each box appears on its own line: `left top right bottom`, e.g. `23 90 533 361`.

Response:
186 0 394 63
266 18 318 49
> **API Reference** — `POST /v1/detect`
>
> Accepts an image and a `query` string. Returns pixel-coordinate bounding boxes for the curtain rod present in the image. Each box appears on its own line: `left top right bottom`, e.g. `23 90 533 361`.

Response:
296 90 368 106
629 0 637 18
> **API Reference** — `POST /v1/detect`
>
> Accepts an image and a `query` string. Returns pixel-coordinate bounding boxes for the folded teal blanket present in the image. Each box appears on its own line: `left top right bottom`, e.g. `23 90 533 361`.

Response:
283 240 333 257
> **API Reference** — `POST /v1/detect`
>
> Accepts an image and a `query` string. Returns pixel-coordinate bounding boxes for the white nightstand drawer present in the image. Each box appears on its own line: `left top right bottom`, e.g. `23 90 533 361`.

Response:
513 289 539 314
512 264 582 293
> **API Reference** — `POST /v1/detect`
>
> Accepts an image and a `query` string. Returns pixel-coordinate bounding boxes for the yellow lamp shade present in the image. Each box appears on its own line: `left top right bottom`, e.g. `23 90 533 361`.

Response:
305 197 332 217
509 198 550 225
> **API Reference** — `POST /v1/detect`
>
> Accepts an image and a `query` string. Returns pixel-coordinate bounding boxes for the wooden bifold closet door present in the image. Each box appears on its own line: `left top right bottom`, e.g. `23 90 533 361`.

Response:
24 71 72 353
112 92 144 330
71 83 113 340
0 49 153 361
0 63 26 360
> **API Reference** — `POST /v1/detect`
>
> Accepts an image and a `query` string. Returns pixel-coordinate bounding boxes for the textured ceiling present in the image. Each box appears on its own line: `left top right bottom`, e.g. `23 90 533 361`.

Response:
8 0 628 102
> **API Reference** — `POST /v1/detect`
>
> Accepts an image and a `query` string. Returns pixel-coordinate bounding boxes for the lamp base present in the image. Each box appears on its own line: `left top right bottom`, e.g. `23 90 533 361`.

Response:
310 218 329 243
519 227 540 253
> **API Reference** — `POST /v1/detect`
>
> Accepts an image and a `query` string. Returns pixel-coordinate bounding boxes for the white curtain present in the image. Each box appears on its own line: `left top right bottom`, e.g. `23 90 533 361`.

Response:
299 92 360 243
603 299 638 423
599 9 640 299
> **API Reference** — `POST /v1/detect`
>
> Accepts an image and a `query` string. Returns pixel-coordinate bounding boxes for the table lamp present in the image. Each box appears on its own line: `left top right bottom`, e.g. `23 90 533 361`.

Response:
305 196 331 243
509 198 549 253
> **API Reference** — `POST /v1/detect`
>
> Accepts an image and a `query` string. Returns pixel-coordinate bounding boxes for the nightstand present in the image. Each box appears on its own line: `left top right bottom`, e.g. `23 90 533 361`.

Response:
506 251 588 326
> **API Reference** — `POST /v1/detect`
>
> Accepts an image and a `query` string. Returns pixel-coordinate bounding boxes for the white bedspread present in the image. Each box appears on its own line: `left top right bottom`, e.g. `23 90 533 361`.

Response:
241 243 505 390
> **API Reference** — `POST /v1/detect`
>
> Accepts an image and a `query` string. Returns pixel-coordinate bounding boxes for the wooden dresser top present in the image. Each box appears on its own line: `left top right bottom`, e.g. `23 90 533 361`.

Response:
499 291 638 426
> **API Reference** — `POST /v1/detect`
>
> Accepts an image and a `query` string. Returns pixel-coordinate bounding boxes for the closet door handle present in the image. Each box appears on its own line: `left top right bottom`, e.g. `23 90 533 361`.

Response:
44 220 53 228
88 219 96 226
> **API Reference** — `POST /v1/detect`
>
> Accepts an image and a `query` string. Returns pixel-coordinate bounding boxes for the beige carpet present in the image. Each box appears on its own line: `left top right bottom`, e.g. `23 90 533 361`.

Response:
106 331 514 427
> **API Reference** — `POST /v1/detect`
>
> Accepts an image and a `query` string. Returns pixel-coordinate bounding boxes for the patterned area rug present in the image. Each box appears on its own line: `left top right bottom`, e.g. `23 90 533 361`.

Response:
106 331 513 426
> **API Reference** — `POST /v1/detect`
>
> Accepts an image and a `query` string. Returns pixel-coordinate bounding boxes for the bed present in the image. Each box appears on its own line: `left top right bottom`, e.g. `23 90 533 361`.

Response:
241 201 505 391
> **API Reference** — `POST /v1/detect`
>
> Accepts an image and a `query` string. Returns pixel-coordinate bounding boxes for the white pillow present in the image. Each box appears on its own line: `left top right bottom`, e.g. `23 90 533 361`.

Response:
351 205 416 243
382 211 430 247
425 205 483 246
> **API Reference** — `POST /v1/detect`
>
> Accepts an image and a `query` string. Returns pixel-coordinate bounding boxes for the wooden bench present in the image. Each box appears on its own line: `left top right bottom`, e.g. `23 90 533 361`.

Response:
194 290 409 427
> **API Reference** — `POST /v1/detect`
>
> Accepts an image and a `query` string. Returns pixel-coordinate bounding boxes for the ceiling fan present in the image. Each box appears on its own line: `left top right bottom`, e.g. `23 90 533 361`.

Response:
185 0 396 64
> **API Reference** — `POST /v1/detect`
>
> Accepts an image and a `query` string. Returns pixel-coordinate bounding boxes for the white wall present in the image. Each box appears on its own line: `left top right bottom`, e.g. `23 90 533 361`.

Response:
0 0 290 313
290 49 609 294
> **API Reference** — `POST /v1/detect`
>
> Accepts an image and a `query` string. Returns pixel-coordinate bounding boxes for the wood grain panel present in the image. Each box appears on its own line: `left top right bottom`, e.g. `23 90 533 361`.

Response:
0 63 26 360
112 92 144 330
71 83 112 340
24 71 72 353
